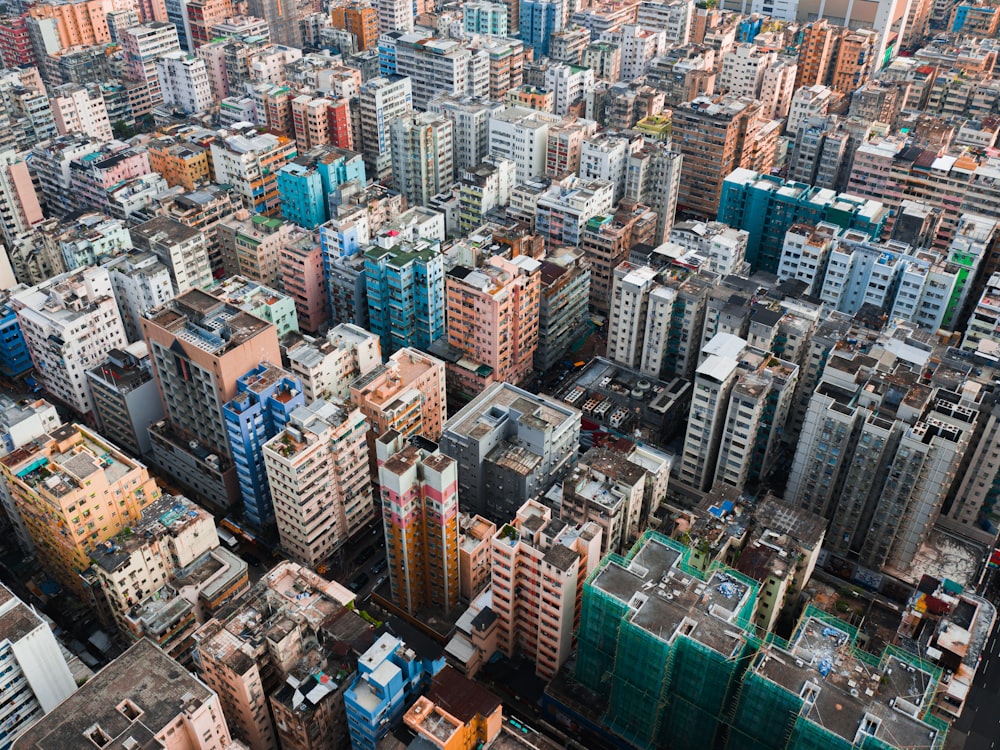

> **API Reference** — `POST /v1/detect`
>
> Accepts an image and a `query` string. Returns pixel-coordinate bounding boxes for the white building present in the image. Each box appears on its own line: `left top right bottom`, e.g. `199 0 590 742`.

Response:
669 220 749 276
389 112 455 209
787 84 834 133
392 33 489 110
535 175 614 247
130 215 213 295
377 0 414 34
718 43 775 99
357 75 413 183
543 62 595 115
606 262 658 369
49 83 112 141
487 106 561 183
103 251 177 342
603 24 665 81
775 222 839 295
156 51 213 114
428 95 505 173
286 323 382 402
9 266 128 419
635 0 692 44
120 22 182 115
0 583 77 745
758 57 798 120
579 134 631 202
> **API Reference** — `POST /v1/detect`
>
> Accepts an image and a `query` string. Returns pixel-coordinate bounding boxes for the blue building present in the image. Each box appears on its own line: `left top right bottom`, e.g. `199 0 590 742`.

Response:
717 167 888 274
222 364 305 529
364 240 445 356
519 0 560 57
344 632 445 750
278 147 368 229
0 303 32 379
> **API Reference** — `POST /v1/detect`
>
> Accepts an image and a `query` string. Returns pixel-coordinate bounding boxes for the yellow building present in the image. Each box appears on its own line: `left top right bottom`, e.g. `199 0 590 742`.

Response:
634 113 672 142
148 137 212 189
403 667 502 750
0 424 160 596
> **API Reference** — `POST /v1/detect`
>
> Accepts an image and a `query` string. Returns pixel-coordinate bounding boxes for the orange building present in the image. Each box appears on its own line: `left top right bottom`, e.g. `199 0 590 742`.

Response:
403 668 503 750
351 347 447 442
794 19 843 90
376 430 460 617
0 424 161 596
28 0 111 50
148 137 212 189
331 4 378 50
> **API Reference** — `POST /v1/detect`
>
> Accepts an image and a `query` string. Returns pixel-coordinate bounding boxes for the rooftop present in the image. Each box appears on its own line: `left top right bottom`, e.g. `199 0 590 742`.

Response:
146 289 274 355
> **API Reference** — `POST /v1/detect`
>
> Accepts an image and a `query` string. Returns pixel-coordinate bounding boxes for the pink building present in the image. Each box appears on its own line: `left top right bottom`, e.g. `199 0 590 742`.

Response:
0 153 43 241
70 146 151 213
13 639 235 750
491 500 602 679
444 254 542 397
351 347 447 441
279 235 328 333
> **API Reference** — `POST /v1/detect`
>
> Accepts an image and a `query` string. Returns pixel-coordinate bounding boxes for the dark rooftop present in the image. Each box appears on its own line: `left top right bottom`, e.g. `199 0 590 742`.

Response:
426 666 501 723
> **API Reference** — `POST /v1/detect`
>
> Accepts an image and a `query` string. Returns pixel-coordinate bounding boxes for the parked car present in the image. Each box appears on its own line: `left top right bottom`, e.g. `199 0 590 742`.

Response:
371 559 387 575
348 573 370 592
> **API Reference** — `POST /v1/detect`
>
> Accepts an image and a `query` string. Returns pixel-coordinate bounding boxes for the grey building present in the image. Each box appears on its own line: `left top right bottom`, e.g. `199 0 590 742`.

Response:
535 248 591 372
439 383 580 521
87 345 165 457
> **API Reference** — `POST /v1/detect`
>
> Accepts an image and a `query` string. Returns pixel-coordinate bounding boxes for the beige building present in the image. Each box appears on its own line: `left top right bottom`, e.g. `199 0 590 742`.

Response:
0 424 160 596
193 561 359 750
459 513 495 601
264 400 374 568
491 500 602 679
84 494 249 663
350 347 447 442
13 639 239 750
287 323 382 401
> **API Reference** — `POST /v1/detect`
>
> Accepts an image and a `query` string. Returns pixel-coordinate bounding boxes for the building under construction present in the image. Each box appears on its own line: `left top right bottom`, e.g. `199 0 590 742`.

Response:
569 531 949 750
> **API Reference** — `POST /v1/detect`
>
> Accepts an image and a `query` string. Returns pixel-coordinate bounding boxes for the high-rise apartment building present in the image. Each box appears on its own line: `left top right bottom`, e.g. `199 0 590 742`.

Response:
156 50 213 113
49 82 112 141
830 29 878 95
355 75 412 183
465 0 508 34
365 240 446 355
223 364 305 530
376 430 460 616
186 0 234 47
216 210 302 287
444 255 541 395
26 0 111 51
331 3 379 50
0 15 35 68
428 95 505 174
376 0 414 34
385 33 488 111
0 423 161 595
487 106 560 183
10 267 128 420
130 215 213 294
264 400 374 567
286 323 380 401
246 0 316 46
439 383 580 520
389 112 454 208
279 235 328 333
121 22 182 115
491 500 601 679
87 344 165 457
536 248 591 372
0 149 44 254
580 202 658 311
670 95 766 220
794 19 843 90
211 127 298 215
142 289 281 511
536 175 615 248
351 347 447 442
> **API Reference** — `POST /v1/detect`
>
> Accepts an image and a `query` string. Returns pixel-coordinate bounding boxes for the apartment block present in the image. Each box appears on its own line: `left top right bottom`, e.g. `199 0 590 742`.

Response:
465 1 508 35
492 500 601 679
355 75 412 183
536 248 591 372
670 95 766 220
344 632 445 750
428 95 505 174
264 400 374 568
0 424 160 596
365 240 446 355
10 266 128 419
26 0 111 51
718 168 888 274
223 364 304 530
286 323 380 401
84 494 247 661
331 4 379 50
49 82 111 141
385 33 488 110
439 383 580 520
0 149 43 251
87 344 165 457
458 156 516 233
147 137 212 190
217 210 301 288
121 22 182 115
130 215 213 293
351 347 447 442
211 126 297 216
535 175 615 248
581 202 658 312
487 106 561 183
389 112 454 208
400 669 503 749
14 639 235 750
156 50 213 113
192 561 360 750
154 183 241 278
279 235 328 333
376 431 460 616
142 288 281 509
444 255 541 395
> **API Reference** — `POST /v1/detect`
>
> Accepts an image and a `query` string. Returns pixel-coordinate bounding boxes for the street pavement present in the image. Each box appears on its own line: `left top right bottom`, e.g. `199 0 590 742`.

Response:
950 609 1000 750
